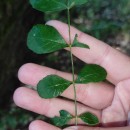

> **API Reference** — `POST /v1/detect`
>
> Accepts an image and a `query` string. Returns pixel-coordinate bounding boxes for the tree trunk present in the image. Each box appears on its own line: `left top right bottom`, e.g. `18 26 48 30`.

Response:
0 0 45 107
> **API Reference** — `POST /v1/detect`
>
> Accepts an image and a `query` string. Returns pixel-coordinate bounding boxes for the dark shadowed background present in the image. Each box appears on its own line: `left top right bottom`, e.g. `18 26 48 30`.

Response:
0 0 130 129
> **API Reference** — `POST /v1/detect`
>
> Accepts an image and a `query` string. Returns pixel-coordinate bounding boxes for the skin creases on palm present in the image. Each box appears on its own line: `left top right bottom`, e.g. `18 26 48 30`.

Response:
102 79 130 127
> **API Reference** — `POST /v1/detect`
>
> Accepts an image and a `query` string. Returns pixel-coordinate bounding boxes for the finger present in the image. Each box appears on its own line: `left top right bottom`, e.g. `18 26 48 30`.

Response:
46 20 130 85
102 79 130 127
63 83 114 109
64 126 130 130
29 120 60 130
18 63 114 109
128 112 130 126
13 87 101 120
18 63 73 86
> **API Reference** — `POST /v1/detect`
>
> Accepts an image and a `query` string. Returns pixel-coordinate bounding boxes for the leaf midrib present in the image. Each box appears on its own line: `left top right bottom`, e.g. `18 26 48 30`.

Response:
49 82 71 88
32 36 67 46
79 72 103 79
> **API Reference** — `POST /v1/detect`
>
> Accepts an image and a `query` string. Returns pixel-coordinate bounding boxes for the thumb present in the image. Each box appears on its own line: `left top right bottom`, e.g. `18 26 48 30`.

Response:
64 126 130 130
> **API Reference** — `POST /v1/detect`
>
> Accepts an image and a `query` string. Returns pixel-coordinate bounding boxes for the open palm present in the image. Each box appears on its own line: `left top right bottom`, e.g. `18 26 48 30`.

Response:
13 20 130 130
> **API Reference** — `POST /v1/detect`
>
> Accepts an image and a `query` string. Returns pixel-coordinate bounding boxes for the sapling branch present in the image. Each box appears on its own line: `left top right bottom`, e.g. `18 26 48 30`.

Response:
28 0 107 128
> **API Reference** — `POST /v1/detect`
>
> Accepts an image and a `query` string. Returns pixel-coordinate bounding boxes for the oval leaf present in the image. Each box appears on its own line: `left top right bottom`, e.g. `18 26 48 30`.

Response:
76 64 107 83
60 110 72 118
29 0 88 12
29 0 67 12
72 34 90 49
79 112 99 126
37 75 72 98
27 24 68 54
51 110 73 127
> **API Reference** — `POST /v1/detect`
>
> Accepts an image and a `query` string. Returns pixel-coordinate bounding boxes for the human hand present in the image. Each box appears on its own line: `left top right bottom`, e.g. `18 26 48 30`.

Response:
13 20 130 130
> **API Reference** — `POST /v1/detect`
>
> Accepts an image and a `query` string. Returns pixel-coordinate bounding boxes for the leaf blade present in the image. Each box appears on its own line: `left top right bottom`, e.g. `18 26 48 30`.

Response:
60 110 72 118
27 24 68 54
37 75 72 99
29 0 88 12
29 0 67 12
68 0 88 8
51 110 73 127
76 64 107 83
72 34 90 49
79 112 99 126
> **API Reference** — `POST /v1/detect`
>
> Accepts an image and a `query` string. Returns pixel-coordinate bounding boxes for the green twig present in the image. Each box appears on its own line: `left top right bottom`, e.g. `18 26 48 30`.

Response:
67 8 78 126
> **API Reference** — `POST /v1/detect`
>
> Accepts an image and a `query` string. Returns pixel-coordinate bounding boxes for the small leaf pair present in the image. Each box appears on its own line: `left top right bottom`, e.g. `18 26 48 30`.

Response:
51 110 99 127
27 25 89 55
37 64 107 99
51 110 73 127
30 0 88 12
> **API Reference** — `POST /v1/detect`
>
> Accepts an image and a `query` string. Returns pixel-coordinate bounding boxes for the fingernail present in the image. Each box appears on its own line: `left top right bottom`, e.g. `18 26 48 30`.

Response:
45 20 51 25
45 20 56 25
64 126 79 130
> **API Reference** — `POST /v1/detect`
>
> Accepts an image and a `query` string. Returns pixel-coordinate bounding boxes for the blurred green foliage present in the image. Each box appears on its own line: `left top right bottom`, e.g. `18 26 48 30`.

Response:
0 0 129 129
43 0 130 48
85 0 130 40
0 106 33 130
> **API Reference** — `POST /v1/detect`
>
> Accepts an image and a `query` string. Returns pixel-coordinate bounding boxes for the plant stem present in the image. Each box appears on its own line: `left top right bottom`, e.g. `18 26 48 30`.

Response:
67 8 78 126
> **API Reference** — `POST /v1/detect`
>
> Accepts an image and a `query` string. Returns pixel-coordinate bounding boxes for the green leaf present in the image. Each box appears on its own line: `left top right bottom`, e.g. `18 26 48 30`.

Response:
37 75 72 98
51 110 73 127
79 112 99 126
29 0 88 12
27 24 68 54
76 64 107 83
68 0 88 8
29 0 67 12
72 34 90 49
